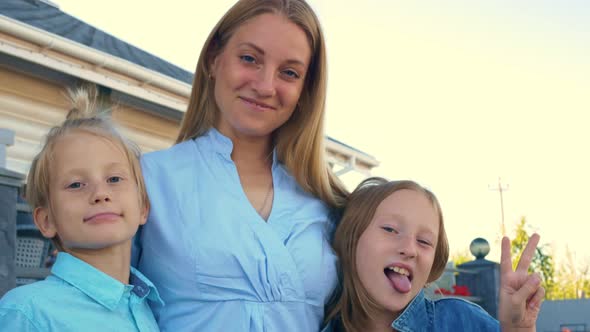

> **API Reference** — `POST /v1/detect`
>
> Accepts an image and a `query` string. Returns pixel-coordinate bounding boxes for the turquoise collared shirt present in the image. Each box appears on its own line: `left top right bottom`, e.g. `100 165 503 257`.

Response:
0 252 163 332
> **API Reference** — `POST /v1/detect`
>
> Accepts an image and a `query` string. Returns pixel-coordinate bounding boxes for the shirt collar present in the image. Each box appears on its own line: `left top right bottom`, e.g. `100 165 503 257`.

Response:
391 289 434 332
199 128 279 168
51 252 164 310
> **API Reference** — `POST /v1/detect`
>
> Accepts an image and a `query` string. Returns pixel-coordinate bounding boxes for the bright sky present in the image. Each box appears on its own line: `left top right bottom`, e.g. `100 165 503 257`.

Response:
54 0 590 267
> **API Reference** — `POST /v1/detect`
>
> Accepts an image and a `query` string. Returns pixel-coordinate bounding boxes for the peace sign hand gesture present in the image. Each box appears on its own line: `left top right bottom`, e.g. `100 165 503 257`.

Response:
498 233 545 332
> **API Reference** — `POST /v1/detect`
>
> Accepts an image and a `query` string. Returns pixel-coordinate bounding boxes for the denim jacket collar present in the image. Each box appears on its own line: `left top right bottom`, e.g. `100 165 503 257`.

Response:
391 289 434 332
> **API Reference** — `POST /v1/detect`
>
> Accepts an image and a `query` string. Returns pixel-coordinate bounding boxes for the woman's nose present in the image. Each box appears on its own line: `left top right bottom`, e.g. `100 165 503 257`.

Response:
252 67 276 97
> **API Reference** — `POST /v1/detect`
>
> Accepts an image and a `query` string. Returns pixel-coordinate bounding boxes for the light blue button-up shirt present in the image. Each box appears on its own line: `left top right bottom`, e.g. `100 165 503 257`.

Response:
0 252 162 332
133 128 339 331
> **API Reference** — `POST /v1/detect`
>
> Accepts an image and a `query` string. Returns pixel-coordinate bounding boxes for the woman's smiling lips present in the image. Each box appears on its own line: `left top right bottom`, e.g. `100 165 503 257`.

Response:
239 96 277 111
83 212 122 224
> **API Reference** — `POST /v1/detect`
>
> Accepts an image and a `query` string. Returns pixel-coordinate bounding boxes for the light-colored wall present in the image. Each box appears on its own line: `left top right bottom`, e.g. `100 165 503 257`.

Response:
537 299 590 332
0 67 178 176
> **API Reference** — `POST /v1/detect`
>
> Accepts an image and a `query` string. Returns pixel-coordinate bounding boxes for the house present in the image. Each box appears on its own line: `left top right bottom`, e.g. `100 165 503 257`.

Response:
537 298 590 332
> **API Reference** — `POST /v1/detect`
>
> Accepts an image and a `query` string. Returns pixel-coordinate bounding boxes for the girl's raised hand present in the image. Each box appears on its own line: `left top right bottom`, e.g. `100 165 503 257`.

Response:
498 233 545 331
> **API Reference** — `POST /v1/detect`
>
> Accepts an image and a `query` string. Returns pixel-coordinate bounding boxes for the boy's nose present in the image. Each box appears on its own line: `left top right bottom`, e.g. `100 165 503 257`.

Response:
93 194 111 203
90 184 111 203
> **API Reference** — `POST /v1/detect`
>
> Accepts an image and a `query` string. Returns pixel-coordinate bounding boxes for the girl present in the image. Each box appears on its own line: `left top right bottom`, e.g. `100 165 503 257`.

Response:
324 177 544 332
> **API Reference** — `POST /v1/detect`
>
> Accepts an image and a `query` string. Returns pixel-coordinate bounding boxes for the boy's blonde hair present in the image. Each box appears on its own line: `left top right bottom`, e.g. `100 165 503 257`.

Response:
25 85 148 251
325 177 449 332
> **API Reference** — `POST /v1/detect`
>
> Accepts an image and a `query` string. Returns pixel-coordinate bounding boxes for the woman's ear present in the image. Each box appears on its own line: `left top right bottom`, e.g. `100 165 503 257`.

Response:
209 57 218 80
33 206 57 239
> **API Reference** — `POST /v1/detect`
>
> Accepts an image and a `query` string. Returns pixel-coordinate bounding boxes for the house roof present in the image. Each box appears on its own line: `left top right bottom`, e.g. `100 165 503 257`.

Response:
0 0 193 84
0 0 376 162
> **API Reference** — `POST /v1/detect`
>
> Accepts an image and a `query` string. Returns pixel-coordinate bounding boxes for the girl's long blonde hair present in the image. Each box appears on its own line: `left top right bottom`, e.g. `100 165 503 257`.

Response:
176 0 347 208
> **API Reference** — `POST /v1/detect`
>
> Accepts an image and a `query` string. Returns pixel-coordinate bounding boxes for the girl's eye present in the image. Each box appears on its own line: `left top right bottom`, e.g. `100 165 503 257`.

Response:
282 69 300 79
107 176 122 183
381 226 398 234
239 55 256 64
67 182 82 189
418 239 433 247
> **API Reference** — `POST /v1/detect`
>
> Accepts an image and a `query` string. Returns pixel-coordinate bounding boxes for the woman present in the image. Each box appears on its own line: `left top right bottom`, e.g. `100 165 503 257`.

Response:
133 0 347 331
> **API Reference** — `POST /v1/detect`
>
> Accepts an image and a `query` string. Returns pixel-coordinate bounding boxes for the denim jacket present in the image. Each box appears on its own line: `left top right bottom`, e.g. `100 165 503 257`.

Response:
323 290 499 332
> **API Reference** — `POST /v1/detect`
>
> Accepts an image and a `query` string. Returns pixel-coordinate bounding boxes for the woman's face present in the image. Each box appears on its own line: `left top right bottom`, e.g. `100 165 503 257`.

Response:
355 189 440 319
211 13 311 140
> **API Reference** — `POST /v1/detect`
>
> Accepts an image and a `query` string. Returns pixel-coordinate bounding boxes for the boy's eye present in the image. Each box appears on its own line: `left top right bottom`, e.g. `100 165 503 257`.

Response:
107 176 122 183
239 55 256 64
381 226 398 234
67 182 82 189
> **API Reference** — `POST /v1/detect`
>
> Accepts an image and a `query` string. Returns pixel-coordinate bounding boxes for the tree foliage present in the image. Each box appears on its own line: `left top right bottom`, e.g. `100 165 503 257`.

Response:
552 248 590 299
450 249 472 267
510 217 557 299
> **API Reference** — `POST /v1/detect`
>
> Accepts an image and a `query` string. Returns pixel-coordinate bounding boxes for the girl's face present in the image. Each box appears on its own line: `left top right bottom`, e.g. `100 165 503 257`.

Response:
210 13 311 140
355 189 440 319
34 132 147 252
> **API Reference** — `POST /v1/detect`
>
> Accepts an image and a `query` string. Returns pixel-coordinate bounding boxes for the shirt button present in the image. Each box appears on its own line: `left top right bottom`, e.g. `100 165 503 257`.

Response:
135 286 145 295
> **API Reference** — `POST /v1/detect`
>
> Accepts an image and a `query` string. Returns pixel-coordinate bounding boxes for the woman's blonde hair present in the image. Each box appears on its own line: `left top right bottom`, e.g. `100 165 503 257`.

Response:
176 0 347 208
26 85 148 251
325 177 450 332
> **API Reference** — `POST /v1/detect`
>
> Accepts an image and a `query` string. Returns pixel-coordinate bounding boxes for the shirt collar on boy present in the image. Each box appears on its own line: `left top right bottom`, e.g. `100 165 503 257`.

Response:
51 252 163 310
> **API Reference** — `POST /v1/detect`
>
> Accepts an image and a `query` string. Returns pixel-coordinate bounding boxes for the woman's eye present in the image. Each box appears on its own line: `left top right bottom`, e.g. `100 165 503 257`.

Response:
67 182 82 189
282 69 300 79
107 176 122 183
239 55 256 64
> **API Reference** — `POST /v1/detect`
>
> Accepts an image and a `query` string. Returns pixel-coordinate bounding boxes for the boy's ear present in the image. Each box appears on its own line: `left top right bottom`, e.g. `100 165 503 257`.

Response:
33 206 57 239
139 203 149 226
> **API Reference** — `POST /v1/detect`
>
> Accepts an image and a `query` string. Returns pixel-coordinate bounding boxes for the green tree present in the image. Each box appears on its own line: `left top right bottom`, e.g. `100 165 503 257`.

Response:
553 248 590 299
509 217 557 299
450 249 472 266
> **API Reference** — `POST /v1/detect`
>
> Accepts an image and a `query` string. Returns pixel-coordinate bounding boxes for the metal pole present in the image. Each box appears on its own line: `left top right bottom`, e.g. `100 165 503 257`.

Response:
489 178 509 236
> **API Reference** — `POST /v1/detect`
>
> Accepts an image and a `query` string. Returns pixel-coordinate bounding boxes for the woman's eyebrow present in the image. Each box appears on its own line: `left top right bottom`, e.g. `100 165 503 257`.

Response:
238 42 307 67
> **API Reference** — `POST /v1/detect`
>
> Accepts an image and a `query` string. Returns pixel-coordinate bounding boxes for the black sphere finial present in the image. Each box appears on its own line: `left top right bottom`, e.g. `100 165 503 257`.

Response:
470 237 490 260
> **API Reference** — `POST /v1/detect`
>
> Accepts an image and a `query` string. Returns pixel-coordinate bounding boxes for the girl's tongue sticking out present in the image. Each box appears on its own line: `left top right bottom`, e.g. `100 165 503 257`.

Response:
385 267 412 293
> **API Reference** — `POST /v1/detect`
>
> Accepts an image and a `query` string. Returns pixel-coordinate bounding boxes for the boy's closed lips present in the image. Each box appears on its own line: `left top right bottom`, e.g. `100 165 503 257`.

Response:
83 212 123 224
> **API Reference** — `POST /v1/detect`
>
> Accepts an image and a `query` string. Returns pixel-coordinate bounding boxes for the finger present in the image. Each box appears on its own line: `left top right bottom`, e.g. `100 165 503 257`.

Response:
512 273 542 305
528 285 546 310
500 236 513 275
516 233 540 274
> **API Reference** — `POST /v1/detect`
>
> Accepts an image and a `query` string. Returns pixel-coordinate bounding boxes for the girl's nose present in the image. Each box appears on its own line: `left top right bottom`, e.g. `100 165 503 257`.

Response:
397 236 417 259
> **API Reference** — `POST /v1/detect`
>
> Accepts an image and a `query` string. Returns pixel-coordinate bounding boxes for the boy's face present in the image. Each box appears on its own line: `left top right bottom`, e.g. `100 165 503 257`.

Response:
34 131 147 251
355 189 439 319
